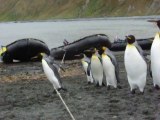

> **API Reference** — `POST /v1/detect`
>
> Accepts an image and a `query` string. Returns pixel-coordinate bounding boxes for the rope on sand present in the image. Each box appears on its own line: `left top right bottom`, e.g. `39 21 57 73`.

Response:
57 51 76 119
54 87 76 120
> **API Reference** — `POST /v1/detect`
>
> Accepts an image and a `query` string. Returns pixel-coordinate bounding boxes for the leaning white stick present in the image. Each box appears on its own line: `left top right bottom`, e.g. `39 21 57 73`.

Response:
58 51 66 72
61 51 66 64
54 87 76 120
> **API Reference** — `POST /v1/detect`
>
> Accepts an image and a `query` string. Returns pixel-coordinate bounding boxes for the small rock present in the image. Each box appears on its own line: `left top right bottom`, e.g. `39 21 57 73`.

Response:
112 116 118 119
142 110 149 115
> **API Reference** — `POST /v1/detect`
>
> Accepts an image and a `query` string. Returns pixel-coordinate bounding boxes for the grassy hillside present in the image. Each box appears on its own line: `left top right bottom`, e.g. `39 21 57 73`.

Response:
0 0 160 21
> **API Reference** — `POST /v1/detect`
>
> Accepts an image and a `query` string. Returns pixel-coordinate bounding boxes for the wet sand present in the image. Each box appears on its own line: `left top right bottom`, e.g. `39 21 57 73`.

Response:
0 51 160 120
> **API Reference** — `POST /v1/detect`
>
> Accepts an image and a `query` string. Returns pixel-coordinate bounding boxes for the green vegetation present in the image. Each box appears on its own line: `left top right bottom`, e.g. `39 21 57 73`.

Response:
0 0 159 21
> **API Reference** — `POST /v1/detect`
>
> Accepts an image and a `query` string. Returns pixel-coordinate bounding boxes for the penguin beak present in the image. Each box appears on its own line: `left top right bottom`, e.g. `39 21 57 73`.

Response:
125 36 132 44
125 36 128 43
40 53 44 56
41 53 49 59
125 36 131 40
74 54 80 57
84 49 92 52
74 54 83 57
147 20 157 22
74 53 84 59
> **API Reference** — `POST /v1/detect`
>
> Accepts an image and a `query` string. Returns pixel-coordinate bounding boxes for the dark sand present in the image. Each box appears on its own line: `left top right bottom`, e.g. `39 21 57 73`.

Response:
0 52 160 120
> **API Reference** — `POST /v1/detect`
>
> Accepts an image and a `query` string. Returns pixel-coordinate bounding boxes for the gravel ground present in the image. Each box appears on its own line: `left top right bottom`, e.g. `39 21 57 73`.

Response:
0 52 160 120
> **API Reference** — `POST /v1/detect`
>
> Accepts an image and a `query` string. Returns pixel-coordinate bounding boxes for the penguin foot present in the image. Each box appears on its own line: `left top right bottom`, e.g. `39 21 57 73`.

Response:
107 86 110 90
62 87 68 92
95 83 99 87
139 91 144 95
58 87 68 92
53 88 67 94
88 81 91 84
117 85 122 89
131 89 136 94
53 90 57 94
154 85 160 90
102 82 106 86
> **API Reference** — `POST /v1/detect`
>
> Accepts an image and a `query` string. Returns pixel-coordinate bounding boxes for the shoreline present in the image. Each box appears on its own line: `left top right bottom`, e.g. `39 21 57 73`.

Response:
1 15 160 23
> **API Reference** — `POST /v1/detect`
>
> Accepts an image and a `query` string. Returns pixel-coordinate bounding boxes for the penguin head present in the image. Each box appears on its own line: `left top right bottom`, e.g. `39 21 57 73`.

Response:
102 46 107 52
81 53 85 57
92 48 97 54
84 48 99 56
41 53 55 64
86 47 96 54
125 35 135 44
41 53 48 59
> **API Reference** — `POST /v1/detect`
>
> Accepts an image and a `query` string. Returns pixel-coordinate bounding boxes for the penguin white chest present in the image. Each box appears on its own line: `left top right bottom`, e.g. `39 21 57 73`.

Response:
91 55 103 85
151 38 160 86
42 59 61 89
91 56 103 74
81 60 88 73
102 54 117 88
102 54 115 73
124 45 147 77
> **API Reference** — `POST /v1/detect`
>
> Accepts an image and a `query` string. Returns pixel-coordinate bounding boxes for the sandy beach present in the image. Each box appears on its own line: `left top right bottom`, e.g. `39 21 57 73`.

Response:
0 51 160 120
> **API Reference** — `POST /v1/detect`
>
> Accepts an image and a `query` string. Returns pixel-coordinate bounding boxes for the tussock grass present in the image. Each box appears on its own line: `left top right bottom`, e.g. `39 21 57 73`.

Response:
0 0 159 21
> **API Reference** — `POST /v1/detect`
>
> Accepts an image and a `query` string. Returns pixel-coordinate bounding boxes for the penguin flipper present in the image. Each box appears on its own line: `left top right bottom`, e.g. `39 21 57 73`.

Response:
49 63 63 87
97 55 103 64
87 63 91 76
53 63 65 72
134 42 147 62
59 64 65 72
149 61 152 78
112 58 120 83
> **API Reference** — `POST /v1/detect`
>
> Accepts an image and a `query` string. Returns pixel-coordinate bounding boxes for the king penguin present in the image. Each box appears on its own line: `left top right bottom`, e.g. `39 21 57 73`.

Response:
124 35 147 93
42 54 66 91
89 48 103 86
81 53 94 84
101 46 119 89
151 32 160 89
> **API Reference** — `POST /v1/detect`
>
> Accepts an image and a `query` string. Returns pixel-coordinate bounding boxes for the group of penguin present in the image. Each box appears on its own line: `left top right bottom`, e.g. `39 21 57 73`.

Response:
81 46 119 89
41 32 160 94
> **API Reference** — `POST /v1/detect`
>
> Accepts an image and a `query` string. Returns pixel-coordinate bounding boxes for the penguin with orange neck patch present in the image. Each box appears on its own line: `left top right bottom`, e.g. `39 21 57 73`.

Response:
101 46 119 89
124 35 147 94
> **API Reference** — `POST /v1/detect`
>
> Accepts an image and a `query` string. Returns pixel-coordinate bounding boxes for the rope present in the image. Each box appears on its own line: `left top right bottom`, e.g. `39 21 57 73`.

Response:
57 51 76 119
54 87 76 120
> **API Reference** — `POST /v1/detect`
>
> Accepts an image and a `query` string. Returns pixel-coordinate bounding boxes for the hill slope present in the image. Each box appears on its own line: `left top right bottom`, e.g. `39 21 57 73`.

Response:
0 0 160 21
